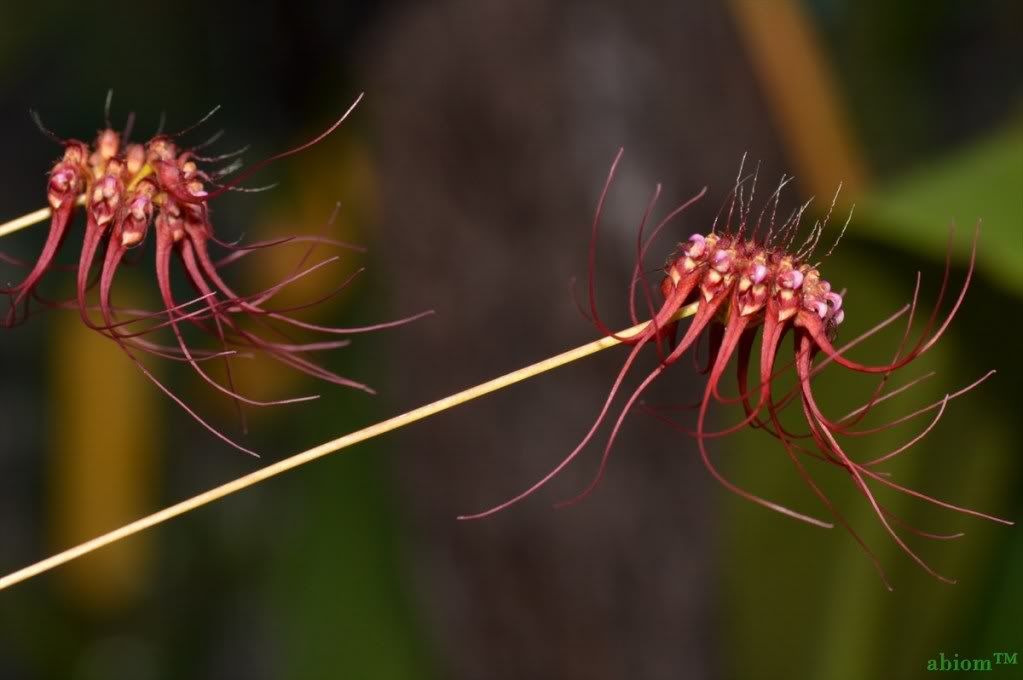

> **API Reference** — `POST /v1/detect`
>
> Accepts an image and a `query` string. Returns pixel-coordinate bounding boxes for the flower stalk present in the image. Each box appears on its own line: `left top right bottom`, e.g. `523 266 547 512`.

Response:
0 204 71 239
0 303 698 591
1 95 439 456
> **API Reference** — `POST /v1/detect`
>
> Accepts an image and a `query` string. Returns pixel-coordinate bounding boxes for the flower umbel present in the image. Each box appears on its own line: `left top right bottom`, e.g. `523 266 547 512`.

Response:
1 94 430 455
460 151 1011 587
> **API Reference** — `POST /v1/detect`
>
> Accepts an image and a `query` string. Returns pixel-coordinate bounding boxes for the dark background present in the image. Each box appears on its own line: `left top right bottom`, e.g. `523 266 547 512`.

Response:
0 1 1020 678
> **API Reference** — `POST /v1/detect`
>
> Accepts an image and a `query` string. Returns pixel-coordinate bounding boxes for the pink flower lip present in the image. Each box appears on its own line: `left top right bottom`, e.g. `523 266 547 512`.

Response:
779 269 803 290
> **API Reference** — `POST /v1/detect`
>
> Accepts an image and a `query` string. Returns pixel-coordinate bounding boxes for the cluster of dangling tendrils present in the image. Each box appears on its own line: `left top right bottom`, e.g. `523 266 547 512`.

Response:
1 93 431 456
459 151 1011 589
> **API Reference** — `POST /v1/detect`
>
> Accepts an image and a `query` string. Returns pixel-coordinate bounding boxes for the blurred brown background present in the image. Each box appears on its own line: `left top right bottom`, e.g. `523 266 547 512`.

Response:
0 1 1020 679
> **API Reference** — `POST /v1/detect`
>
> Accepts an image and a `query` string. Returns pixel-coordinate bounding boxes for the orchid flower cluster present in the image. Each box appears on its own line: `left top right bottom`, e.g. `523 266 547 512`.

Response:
461 154 1011 587
1 98 428 455
0 103 1010 588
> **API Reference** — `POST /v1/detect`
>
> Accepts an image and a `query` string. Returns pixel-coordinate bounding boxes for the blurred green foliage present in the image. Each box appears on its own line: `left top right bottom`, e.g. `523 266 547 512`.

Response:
859 122 1023 295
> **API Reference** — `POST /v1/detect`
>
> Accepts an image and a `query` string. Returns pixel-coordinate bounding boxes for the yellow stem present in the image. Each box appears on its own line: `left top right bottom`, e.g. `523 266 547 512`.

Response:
0 196 88 239
0 303 697 591
126 164 154 192
0 206 54 238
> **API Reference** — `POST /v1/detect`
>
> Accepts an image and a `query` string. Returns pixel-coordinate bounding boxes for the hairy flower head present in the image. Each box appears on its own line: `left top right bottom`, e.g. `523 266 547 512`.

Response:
460 151 1011 588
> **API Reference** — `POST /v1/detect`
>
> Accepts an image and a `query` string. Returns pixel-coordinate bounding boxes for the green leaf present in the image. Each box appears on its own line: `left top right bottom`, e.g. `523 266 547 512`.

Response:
858 121 1023 295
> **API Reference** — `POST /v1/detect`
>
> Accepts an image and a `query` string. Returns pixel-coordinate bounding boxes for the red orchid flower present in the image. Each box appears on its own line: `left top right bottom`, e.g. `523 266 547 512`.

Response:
2 95 431 455
461 152 1011 588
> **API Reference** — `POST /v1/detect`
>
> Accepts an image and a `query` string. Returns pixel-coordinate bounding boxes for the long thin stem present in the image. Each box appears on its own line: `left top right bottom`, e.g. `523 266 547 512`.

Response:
0 302 698 591
0 196 87 239
0 206 54 239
